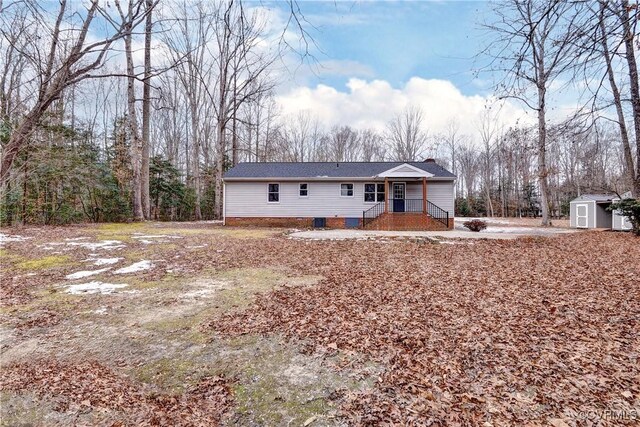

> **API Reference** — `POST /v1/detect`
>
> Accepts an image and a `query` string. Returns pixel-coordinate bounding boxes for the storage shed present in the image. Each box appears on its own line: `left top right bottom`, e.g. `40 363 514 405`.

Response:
569 194 615 229
611 192 633 231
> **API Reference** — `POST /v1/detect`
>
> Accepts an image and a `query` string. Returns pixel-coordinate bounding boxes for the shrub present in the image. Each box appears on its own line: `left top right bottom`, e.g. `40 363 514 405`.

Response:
609 198 640 236
463 219 487 232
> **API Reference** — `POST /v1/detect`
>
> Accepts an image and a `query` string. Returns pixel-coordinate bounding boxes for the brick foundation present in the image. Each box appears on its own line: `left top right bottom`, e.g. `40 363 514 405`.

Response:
224 217 361 228
366 213 452 231
225 215 453 231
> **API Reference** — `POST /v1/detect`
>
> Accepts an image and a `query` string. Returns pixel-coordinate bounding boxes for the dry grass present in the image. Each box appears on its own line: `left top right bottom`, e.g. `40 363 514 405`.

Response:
1 223 638 426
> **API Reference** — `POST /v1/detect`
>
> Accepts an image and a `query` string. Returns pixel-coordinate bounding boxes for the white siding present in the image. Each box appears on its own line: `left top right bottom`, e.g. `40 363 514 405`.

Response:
570 201 598 228
395 165 418 174
405 181 454 216
226 181 378 218
612 210 632 230
225 180 455 218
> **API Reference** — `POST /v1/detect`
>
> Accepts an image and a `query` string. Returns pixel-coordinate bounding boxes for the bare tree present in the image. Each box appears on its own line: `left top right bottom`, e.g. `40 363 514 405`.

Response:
476 106 502 217
141 0 153 219
485 0 581 225
0 0 151 184
436 120 469 197
209 1 277 219
617 0 640 196
116 0 144 221
385 105 428 161
359 129 386 161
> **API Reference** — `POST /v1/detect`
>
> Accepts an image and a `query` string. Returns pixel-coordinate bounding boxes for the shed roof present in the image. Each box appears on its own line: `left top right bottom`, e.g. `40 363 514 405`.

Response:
224 162 456 180
571 194 616 203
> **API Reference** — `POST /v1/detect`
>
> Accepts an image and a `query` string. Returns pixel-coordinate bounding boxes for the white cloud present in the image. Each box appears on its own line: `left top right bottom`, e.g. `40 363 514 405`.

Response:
275 77 532 137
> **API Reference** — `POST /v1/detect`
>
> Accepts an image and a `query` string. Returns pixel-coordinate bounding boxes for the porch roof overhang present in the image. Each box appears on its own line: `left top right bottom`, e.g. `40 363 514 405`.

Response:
375 163 435 179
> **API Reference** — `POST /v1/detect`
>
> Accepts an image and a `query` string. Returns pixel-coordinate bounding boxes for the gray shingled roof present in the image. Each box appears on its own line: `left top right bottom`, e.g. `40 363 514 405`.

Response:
574 194 616 202
224 162 456 179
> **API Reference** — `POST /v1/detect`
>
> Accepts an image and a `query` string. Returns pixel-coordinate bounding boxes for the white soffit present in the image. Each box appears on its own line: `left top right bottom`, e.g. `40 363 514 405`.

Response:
376 163 435 178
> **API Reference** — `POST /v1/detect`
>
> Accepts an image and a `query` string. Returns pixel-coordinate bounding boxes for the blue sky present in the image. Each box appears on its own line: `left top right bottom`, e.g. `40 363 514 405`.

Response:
266 1 531 136
271 1 493 96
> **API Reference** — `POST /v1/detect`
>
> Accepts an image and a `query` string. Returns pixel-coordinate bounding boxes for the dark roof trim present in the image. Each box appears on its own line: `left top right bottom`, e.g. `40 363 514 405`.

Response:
224 161 456 180
224 176 455 182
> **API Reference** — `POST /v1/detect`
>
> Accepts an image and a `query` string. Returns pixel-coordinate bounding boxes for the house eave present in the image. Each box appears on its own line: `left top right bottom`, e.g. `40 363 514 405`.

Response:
223 176 455 182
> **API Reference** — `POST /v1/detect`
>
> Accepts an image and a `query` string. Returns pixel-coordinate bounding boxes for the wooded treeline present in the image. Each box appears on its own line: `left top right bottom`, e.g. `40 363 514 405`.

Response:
0 0 638 225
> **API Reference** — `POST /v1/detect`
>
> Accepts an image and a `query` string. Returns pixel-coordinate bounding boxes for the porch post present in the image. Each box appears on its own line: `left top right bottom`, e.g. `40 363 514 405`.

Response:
384 177 389 213
422 177 427 213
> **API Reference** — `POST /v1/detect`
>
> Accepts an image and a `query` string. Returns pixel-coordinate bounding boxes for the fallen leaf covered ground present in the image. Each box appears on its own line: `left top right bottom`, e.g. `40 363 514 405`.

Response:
1 223 639 425
205 232 640 426
1 359 232 426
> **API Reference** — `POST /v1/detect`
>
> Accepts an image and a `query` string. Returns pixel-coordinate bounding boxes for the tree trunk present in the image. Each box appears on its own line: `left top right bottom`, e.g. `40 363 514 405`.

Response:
599 1 635 196
191 108 202 220
231 71 238 166
537 81 551 226
215 120 225 219
141 0 153 219
619 0 640 196
124 24 144 221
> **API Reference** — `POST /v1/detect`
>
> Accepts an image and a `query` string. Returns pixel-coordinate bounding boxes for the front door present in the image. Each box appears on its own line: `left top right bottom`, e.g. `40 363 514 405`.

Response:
393 183 405 212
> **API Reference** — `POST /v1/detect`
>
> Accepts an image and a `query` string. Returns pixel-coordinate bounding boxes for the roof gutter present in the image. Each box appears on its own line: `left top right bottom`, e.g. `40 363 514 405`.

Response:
223 176 456 182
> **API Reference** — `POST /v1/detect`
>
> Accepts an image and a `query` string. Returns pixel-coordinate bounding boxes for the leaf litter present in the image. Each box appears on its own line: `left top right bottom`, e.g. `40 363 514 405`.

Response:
0 359 232 426
204 232 640 425
1 224 638 425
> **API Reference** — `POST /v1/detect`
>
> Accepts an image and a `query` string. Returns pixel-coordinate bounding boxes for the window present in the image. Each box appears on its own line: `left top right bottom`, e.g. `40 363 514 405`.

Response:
299 183 308 197
268 183 279 202
364 183 385 202
340 183 354 197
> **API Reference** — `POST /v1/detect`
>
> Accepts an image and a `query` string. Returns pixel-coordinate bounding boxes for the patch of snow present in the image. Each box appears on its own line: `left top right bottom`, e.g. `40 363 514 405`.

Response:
65 267 111 280
94 307 108 314
185 244 207 249
0 233 30 247
64 237 90 241
65 281 128 295
86 257 123 266
480 226 572 235
132 235 183 239
67 240 126 250
114 260 153 274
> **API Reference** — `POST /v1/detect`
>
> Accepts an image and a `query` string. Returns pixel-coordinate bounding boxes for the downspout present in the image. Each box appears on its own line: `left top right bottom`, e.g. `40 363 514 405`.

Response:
222 181 226 225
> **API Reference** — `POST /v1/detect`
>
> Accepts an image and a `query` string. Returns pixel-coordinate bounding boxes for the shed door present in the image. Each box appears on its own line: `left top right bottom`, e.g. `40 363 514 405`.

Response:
576 204 589 228
621 213 632 230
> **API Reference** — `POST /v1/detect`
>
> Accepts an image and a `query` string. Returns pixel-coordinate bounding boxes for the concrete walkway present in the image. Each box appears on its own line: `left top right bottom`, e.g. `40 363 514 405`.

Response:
288 227 577 241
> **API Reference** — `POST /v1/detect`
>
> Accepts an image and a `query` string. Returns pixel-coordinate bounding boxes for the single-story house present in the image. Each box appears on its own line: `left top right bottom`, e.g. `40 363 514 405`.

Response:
223 160 456 230
569 192 632 230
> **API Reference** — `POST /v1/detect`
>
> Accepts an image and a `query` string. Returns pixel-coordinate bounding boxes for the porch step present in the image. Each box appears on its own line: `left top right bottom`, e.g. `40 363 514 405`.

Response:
366 213 450 231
